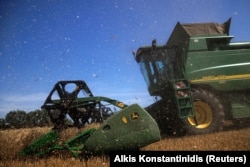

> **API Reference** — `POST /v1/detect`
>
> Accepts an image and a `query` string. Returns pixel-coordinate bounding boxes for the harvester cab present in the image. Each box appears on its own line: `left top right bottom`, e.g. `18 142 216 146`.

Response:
135 41 194 119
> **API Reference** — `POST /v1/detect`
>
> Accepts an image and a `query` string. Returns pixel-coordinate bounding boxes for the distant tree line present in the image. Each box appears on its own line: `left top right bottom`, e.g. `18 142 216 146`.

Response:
0 109 53 129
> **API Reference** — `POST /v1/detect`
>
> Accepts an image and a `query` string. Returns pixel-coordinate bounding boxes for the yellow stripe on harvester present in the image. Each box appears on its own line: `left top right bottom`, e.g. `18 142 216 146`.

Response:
190 74 250 83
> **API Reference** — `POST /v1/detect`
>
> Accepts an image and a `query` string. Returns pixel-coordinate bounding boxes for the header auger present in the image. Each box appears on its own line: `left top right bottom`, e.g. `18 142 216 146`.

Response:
19 80 161 158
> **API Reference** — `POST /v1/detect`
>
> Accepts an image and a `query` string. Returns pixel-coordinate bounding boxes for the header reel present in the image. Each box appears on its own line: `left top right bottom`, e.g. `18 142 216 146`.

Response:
41 80 126 129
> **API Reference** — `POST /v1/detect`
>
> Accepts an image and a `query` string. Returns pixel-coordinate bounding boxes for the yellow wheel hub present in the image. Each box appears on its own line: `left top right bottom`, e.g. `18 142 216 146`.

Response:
187 101 212 129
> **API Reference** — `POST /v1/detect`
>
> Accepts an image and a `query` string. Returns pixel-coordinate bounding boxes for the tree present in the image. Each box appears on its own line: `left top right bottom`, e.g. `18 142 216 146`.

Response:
0 118 5 129
26 111 37 127
5 110 27 128
26 109 50 127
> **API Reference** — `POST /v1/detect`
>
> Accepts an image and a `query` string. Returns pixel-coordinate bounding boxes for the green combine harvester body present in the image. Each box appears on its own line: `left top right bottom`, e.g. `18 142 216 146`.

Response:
135 18 250 134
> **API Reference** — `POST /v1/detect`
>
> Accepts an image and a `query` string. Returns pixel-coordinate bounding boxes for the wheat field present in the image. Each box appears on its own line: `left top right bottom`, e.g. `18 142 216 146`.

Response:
0 122 249 167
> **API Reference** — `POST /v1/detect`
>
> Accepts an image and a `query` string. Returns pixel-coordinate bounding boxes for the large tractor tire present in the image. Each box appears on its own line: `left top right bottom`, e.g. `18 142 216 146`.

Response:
182 88 225 135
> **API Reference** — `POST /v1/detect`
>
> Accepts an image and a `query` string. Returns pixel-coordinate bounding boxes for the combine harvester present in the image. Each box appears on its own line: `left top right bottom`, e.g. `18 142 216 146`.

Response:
135 18 250 135
20 18 250 158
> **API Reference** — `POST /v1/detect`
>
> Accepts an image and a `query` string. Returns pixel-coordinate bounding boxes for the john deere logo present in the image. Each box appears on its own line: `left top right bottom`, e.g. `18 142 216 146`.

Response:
131 112 139 120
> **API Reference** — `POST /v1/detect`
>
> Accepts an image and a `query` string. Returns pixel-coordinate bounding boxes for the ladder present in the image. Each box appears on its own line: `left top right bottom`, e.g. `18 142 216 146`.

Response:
173 79 194 118
164 47 194 118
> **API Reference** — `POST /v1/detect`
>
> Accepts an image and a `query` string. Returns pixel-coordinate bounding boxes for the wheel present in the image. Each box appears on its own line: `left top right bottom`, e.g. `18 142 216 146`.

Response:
182 88 225 135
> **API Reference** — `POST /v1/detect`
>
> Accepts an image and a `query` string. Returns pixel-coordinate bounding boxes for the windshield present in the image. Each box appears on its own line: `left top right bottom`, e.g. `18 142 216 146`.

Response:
138 48 174 88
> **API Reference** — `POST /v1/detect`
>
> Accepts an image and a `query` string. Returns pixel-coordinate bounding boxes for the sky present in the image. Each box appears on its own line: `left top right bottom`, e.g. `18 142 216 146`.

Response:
0 0 249 118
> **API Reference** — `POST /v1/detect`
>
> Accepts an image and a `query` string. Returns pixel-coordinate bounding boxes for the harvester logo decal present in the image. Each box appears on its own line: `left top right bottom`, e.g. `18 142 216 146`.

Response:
131 112 139 120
